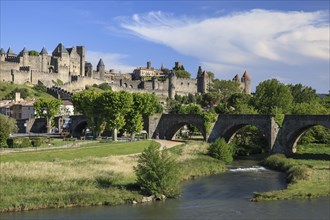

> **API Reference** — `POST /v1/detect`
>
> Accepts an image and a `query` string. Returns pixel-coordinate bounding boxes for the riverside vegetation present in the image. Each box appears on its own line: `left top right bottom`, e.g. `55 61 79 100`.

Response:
0 139 329 213
0 140 226 212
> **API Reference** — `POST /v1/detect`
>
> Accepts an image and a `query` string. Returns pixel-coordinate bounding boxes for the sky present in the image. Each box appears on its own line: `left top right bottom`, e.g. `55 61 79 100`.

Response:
1 0 329 93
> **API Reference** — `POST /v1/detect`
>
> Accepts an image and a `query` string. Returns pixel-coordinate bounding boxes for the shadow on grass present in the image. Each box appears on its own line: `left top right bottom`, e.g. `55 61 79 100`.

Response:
290 153 330 161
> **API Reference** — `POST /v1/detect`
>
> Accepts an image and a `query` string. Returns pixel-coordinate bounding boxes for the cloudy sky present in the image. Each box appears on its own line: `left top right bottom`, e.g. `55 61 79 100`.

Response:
1 1 329 93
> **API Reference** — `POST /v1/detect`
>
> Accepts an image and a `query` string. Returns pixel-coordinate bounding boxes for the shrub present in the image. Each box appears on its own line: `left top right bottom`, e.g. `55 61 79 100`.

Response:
6 138 14 148
31 138 43 147
20 138 32 148
134 143 180 198
208 138 233 164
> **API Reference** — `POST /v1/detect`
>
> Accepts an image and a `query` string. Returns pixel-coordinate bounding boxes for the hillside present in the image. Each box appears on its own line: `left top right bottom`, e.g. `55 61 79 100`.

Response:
0 82 54 100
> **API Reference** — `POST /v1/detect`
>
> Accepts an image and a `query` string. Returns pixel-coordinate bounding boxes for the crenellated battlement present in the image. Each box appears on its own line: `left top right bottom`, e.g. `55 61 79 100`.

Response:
1 43 251 99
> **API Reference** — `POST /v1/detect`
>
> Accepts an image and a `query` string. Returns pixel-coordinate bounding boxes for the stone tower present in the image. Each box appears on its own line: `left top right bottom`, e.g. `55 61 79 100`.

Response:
19 47 29 66
76 46 85 76
0 48 6 62
197 68 210 94
168 70 176 99
40 47 48 72
97 58 105 80
241 71 251 94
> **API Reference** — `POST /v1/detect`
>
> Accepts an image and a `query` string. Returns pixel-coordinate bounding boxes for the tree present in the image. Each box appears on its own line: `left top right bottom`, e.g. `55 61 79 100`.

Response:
0 114 18 147
288 83 319 104
72 90 104 138
208 138 233 164
210 79 241 101
178 103 203 114
28 50 39 56
135 143 180 198
98 91 133 141
34 97 62 133
200 92 221 109
252 79 293 115
124 93 162 140
226 93 257 114
174 69 191 78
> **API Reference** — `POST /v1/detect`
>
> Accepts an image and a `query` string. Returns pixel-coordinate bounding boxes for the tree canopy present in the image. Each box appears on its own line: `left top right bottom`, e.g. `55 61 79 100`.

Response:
34 97 62 133
252 79 293 114
0 114 18 147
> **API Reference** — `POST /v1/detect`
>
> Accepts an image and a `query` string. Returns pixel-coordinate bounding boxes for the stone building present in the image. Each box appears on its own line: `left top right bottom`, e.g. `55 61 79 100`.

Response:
0 43 251 99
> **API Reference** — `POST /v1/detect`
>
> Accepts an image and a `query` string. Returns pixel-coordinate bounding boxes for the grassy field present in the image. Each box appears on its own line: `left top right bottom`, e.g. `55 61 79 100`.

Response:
0 140 153 162
0 140 227 212
252 143 330 201
0 82 53 100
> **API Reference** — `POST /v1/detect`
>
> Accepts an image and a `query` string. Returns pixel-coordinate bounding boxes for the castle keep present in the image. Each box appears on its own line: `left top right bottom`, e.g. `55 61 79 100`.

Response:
0 43 251 98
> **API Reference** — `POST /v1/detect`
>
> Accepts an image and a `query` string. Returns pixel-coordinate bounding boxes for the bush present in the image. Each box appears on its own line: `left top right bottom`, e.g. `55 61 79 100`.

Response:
6 138 14 148
134 143 180 198
31 138 43 147
20 138 32 148
208 138 233 164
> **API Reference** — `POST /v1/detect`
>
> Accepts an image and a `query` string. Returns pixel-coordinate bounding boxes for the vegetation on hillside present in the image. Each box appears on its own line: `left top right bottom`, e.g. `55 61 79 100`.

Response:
0 82 53 100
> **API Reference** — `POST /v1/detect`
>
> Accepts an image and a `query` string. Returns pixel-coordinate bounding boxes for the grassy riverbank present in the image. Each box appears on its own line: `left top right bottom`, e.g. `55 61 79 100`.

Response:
0 140 226 212
252 143 330 201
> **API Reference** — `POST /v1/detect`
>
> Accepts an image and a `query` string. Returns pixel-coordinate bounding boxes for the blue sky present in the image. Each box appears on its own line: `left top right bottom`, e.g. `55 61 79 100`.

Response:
1 0 329 93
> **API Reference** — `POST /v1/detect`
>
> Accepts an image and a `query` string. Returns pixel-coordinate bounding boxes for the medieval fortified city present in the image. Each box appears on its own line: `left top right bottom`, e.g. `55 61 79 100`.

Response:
0 1 329 219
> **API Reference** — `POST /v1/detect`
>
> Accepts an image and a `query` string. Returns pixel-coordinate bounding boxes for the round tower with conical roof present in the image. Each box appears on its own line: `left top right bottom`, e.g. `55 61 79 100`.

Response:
97 58 105 80
0 48 6 62
241 70 251 94
40 47 49 72
19 47 29 66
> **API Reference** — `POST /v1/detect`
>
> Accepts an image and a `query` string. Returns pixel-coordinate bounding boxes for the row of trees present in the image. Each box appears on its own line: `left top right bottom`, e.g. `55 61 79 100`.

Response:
72 90 163 140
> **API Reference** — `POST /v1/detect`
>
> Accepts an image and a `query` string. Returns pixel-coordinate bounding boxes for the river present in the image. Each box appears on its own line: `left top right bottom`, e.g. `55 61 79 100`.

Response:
2 159 329 220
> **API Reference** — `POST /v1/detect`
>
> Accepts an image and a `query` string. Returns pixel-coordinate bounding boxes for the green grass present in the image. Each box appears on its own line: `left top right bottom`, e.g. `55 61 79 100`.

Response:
0 140 227 212
0 82 53 100
0 140 155 162
252 143 330 201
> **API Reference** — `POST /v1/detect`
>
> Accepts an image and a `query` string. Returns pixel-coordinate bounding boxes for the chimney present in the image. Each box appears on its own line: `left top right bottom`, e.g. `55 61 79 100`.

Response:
15 92 21 103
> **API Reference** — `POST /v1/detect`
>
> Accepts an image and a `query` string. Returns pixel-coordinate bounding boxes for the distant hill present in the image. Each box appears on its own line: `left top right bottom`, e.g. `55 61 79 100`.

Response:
0 82 54 100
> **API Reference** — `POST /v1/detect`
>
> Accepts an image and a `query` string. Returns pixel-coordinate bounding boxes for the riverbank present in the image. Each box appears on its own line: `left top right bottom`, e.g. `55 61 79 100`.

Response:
252 143 330 201
0 140 226 212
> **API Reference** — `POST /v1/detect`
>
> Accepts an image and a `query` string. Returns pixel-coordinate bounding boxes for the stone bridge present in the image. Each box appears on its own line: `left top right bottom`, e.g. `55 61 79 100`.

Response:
49 113 329 155
207 114 279 152
272 115 330 155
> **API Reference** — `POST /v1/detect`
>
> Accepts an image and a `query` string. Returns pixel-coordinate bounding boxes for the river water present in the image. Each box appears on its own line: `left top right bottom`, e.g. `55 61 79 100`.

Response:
2 159 329 220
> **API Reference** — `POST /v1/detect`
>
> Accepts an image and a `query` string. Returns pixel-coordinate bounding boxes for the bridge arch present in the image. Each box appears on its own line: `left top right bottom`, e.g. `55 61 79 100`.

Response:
208 114 279 152
69 115 88 138
152 114 207 140
273 115 330 155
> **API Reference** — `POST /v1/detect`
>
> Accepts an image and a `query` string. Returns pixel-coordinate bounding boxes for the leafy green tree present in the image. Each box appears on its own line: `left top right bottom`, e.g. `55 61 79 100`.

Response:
97 83 112 91
34 97 62 133
225 93 257 114
72 90 104 138
200 92 221 109
0 114 18 147
124 93 162 140
174 69 191 78
252 79 293 115
28 50 39 56
288 83 319 104
178 103 203 114
135 143 180 198
210 79 241 101
208 138 233 164
98 91 133 140
33 84 47 93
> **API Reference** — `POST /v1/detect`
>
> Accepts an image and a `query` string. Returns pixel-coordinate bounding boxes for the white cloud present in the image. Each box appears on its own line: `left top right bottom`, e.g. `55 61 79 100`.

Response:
120 9 329 92
86 51 135 73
